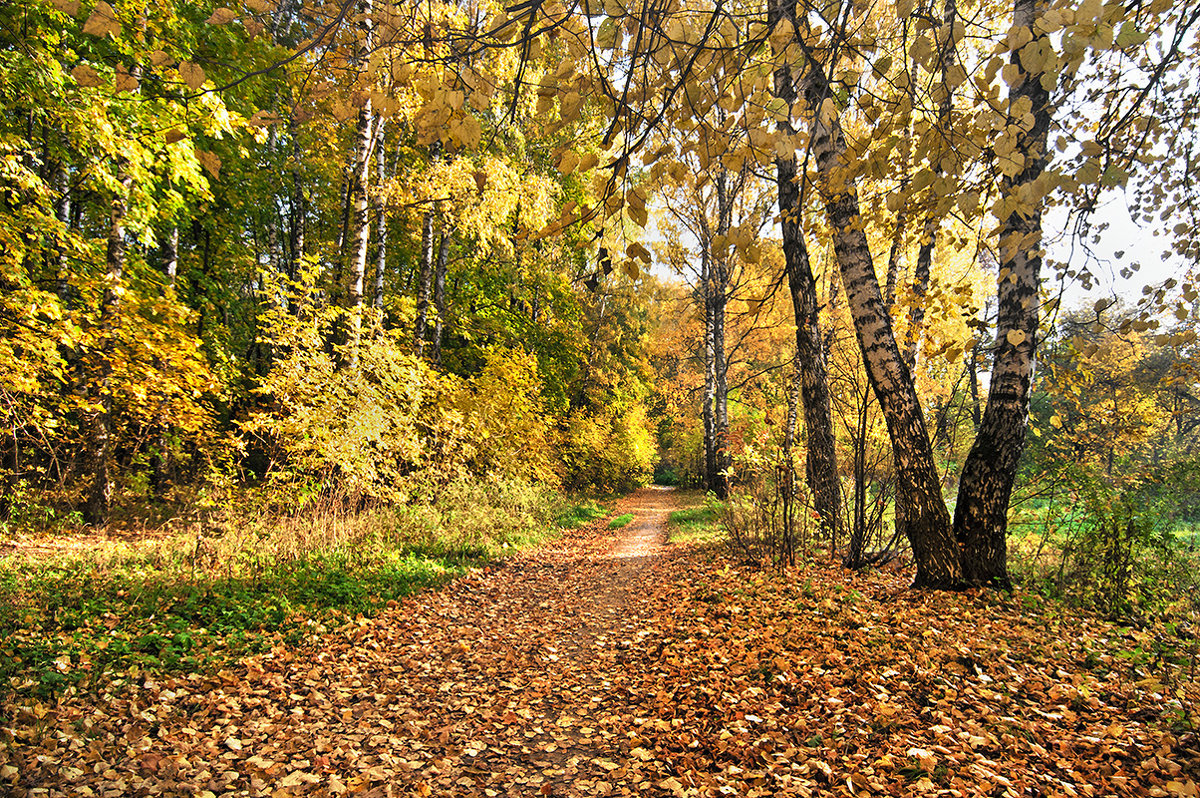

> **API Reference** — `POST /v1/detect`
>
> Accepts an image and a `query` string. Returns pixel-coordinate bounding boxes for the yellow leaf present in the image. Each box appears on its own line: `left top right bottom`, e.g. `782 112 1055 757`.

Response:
1006 329 1027 346
626 242 651 263
621 260 640 280
278 771 321 788
1115 21 1148 48
179 61 207 91
457 115 482 149
248 109 282 128
82 1 120 36
206 7 237 24
1166 780 1199 797
818 97 837 127
561 91 584 123
1050 415 1062 429
578 152 599 172
595 17 618 49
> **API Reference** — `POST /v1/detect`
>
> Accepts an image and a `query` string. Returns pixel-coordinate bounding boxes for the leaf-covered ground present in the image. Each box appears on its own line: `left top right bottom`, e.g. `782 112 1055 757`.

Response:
3 487 1199 797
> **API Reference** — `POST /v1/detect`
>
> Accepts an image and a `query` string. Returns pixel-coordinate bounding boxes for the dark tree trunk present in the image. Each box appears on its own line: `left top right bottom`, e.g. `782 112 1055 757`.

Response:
771 22 845 544
288 122 306 283
85 170 130 525
785 14 960 587
432 226 451 367
953 0 1053 589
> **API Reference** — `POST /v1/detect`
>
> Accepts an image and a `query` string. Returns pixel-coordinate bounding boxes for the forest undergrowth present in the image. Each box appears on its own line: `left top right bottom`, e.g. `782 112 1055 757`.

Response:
0 479 609 701
3 490 1200 797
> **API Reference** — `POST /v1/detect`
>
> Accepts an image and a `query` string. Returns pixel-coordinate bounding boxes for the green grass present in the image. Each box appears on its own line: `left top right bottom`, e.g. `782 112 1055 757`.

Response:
0 479 595 701
668 505 725 544
556 499 609 529
0 544 464 701
608 513 634 529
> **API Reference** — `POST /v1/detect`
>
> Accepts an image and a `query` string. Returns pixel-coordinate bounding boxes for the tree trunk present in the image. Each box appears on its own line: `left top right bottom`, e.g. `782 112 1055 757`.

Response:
770 18 845 543
373 122 387 311
162 226 178 288
344 106 374 368
906 0 958 367
414 208 435 357
342 0 375 369
701 248 718 494
52 159 70 298
784 349 800 453
796 34 960 588
713 284 729 497
711 174 732 499
288 122 306 283
953 0 1052 589
432 226 451 367
85 170 130 525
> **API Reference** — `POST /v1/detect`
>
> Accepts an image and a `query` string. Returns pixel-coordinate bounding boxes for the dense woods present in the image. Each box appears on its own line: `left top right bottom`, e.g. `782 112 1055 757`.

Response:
6 0 1199 585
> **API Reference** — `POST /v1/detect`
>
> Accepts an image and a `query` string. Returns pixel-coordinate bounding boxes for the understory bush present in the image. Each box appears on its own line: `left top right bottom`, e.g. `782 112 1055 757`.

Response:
560 403 655 493
1010 465 1200 620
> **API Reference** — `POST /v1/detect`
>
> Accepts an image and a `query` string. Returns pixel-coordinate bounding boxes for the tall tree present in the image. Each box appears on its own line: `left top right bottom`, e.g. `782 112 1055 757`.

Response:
85 169 131 525
770 0 845 544
952 0 1052 588
772 0 961 587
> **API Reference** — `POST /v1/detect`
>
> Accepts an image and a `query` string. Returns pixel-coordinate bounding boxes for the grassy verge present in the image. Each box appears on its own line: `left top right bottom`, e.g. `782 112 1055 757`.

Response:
668 493 725 545
0 479 604 700
556 499 609 529
608 513 634 529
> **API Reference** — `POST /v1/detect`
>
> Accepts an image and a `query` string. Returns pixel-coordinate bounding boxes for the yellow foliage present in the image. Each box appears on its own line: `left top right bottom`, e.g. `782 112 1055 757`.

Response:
458 349 558 484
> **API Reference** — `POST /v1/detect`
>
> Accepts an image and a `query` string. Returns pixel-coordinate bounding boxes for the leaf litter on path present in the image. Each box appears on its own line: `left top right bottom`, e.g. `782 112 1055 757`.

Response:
3 485 1199 797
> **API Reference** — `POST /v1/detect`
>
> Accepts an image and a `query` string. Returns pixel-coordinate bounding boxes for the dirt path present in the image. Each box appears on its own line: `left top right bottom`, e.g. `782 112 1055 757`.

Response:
8 487 689 797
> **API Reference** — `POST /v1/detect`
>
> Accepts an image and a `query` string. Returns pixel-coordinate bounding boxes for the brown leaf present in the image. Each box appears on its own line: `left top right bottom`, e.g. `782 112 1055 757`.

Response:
82 1 120 36
195 149 221 179
206 7 237 24
114 64 138 93
178 61 206 91
71 64 104 87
